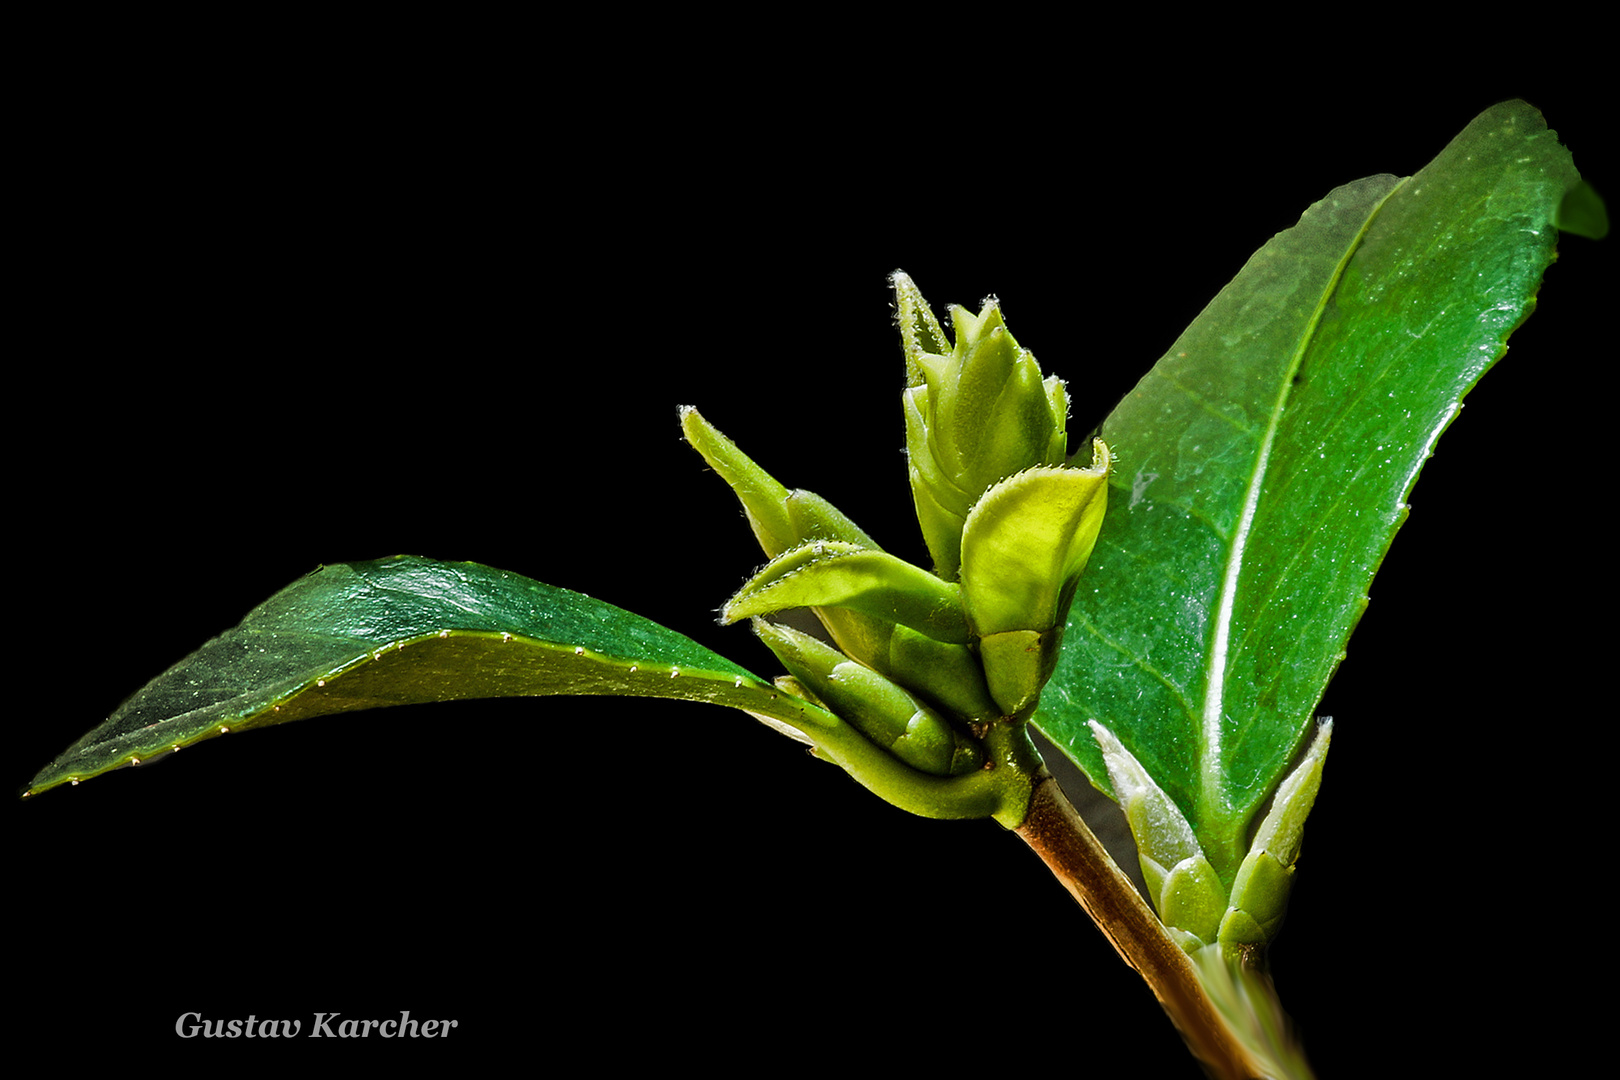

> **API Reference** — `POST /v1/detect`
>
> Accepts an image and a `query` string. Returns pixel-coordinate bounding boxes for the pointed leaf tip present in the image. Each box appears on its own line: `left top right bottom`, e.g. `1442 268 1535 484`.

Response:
1556 180 1609 240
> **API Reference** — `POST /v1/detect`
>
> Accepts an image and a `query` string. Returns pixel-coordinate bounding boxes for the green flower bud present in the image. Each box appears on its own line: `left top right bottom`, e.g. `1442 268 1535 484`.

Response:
753 620 984 777
894 272 1070 580
682 407 995 723
960 440 1111 716
1218 720 1332 947
1092 721 1226 950
691 281 1112 741
825 615 999 722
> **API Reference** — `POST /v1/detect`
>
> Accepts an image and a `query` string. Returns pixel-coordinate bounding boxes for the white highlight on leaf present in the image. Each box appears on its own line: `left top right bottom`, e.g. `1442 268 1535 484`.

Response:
1129 468 1160 509
1203 416 1276 817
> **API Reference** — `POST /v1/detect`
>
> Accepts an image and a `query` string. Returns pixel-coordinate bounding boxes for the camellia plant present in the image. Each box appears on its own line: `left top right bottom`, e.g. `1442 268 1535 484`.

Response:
23 100 1605 1078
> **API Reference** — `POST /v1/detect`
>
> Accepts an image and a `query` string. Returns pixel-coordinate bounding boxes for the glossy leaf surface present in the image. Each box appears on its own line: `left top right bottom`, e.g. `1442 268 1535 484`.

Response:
1033 100 1582 877
25 556 836 795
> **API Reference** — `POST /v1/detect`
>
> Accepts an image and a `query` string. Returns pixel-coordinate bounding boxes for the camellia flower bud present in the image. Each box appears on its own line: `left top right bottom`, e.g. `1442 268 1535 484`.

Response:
895 272 1070 580
752 619 984 777
1090 721 1226 951
960 441 1110 717
681 276 1112 795
1217 721 1331 946
681 406 992 716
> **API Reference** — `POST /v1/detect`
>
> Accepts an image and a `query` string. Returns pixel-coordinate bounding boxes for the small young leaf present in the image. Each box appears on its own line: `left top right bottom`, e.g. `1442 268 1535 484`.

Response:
959 446 1110 642
679 406 880 557
723 541 970 644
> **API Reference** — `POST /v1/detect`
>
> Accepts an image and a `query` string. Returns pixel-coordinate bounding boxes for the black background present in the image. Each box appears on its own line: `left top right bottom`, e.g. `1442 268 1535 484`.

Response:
11 36 1611 1078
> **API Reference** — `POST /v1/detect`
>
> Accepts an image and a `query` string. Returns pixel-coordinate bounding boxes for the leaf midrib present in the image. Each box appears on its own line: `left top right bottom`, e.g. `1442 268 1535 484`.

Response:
1196 177 1408 838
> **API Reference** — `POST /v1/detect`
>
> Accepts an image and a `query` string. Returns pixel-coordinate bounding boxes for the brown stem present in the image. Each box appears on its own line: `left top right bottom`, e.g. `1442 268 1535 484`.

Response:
1014 776 1263 1080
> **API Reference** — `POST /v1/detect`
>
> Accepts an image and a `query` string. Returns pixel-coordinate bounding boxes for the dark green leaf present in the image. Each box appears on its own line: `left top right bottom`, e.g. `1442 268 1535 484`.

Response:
25 556 834 795
1034 100 1581 877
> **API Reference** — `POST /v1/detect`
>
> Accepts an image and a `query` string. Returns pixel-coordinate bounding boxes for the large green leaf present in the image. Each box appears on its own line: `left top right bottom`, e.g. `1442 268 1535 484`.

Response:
24 556 837 795
1033 100 1581 878
27 556 1022 821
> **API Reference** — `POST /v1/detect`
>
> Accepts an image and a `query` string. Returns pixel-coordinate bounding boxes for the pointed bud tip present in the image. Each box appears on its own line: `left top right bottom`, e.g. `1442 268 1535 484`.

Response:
677 404 702 440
